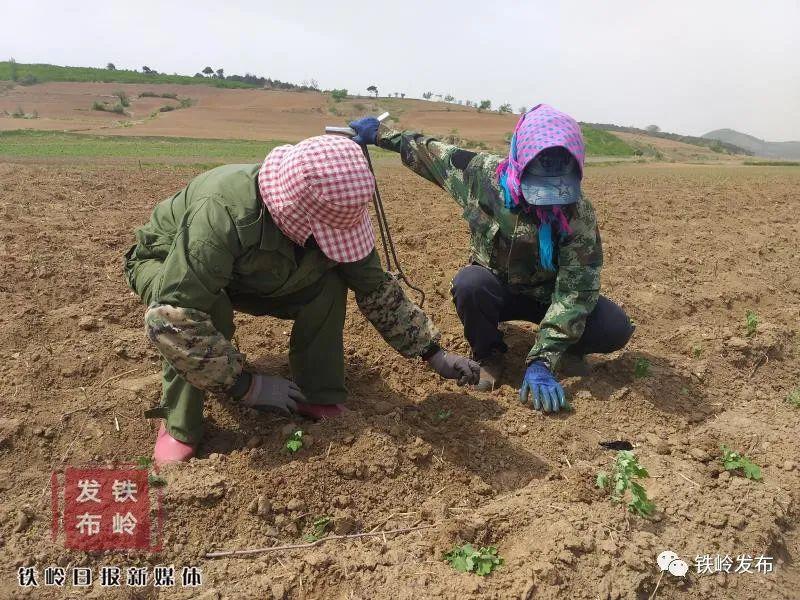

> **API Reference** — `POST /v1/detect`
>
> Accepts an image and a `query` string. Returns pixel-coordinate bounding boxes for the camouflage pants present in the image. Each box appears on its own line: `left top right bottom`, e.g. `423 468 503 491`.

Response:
124 249 348 443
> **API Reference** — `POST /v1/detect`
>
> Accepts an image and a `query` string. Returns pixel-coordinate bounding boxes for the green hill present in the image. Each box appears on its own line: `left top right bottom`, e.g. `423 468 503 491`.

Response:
0 61 255 88
580 125 636 157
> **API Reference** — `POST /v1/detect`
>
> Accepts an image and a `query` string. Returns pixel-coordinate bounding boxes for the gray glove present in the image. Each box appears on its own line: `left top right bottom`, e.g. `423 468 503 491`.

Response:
240 374 305 414
426 349 481 386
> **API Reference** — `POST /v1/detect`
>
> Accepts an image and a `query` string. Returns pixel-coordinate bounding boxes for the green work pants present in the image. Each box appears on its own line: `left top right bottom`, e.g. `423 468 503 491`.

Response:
125 253 347 444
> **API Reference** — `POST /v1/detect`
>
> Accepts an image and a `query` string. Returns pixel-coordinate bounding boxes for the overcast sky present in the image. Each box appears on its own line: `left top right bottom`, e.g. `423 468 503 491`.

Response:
2 0 798 140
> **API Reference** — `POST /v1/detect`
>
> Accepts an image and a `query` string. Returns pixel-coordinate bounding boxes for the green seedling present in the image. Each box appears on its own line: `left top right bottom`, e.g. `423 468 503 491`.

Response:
303 516 332 542
721 445 762 481
596 450 655 517
136 456 153 469
444 544 503 576
786 388 800 408
745 310 759 336
634 358 651 378
148 474 167 488
692 345 703 358
436 408 453 422
285 430 303 453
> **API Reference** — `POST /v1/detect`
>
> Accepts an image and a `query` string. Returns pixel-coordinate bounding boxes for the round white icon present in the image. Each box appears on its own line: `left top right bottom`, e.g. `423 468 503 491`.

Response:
657 550 689 578
657 550 679 572
668 559 689 577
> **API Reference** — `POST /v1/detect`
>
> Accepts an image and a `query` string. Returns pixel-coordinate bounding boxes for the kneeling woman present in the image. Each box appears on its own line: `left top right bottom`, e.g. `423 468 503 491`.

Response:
350 104 634 412
124 135 479 465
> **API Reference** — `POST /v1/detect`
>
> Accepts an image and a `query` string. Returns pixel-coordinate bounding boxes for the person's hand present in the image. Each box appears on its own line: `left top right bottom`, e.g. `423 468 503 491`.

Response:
348 117 380 145
519 361 566 412
240 374 305 415
426 349 480 385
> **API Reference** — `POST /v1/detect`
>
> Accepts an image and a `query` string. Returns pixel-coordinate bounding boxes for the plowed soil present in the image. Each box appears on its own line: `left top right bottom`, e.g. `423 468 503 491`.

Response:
0 82 518 146
0 159 798 599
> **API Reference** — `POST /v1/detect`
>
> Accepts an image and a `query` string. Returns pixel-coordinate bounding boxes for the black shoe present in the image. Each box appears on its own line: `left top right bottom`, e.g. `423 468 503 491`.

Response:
476 351 505 391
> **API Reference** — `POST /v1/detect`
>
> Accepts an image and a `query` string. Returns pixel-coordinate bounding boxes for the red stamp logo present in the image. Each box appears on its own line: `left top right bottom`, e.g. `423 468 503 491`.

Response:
51 467 163 552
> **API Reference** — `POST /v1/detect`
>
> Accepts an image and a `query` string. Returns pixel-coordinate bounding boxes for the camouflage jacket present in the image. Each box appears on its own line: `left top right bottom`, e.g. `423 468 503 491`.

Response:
126 163 439 393
377 125 603 369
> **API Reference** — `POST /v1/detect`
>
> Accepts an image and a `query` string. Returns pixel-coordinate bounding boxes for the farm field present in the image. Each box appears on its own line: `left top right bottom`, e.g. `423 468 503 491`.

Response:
0 80 743 163
0 141 798 599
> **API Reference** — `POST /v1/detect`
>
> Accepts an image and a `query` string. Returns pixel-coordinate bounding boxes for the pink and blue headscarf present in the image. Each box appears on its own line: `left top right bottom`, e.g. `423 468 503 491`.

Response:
496 104 585 270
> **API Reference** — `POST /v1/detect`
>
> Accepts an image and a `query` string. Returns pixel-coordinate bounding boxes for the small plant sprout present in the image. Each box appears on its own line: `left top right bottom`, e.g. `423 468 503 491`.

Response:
303 516 332 542
436 408 453 422
136 456 153 469
634 358 651 378
148 474 167 487
285 430 303 453
596 450 656 516
444 544 503 576
745 310 759 336
786 388 800 408
692 345 703 358
721 446 762 481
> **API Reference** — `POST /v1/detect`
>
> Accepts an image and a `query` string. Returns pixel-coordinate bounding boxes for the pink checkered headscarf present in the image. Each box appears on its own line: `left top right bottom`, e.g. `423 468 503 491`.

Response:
258 135 376 263
496 104 585 212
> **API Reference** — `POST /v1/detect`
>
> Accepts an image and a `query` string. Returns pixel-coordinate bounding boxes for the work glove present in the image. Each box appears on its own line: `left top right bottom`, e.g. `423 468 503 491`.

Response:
426 349 481 386
240 374 305 415
519 361 566 413
348 117 380 146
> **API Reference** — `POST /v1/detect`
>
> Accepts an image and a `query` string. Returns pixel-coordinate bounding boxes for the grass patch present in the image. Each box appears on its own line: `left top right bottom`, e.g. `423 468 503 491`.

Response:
743 160 800 166
0 130 289 161
3 106 38 119
0 61 255 88
581 125 636 157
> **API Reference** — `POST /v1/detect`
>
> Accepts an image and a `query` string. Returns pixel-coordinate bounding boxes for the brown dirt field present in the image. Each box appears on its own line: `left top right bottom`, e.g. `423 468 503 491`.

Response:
0 158 798 599
0 82 519 145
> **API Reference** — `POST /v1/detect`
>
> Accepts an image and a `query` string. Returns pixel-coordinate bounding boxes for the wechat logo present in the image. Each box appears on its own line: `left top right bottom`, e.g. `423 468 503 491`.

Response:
657 550 689 577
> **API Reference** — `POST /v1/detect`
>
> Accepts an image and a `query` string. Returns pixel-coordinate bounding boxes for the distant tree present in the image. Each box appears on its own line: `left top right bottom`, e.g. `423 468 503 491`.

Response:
498 102 512 113
142 66 151 74
478 99 492 112
422 91 433 100
106 62 116 70
444 94 455 102
518 106 527 114
330 88 348 102
646 124 660 133
9 57 17 81
194 72 204 78
366 85 378 97
216 68 224 79
202 66 214 77
302 78 320 90
400 92 405 98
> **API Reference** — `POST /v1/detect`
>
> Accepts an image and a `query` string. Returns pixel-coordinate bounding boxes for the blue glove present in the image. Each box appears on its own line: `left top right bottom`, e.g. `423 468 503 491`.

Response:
348 117 379 145
519 361 566 413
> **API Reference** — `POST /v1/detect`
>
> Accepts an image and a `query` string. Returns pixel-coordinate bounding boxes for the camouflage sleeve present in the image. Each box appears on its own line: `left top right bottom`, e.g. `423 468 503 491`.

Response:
145 303 244 393
377 124 489 209
355 272 441 358
526 198 603 370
